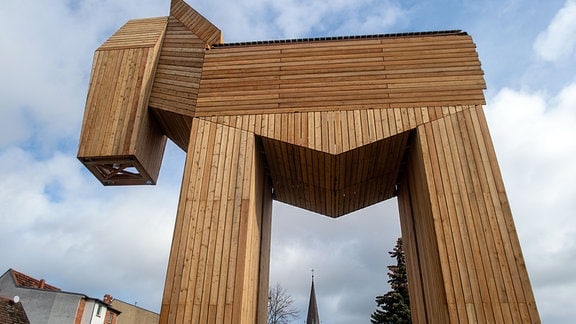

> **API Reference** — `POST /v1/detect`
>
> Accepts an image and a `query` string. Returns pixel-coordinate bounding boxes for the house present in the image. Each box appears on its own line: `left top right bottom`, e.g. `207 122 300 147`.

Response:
0 268 120 324
104 295 159 324
0 295 30 324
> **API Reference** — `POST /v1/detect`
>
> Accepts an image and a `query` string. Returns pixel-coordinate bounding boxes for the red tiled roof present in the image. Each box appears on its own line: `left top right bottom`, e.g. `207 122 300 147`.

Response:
0 296 30 324
10 269 60 291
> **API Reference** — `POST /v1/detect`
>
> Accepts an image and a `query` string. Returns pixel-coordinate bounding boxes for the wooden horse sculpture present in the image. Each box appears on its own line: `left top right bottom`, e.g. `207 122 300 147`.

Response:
78 0 540 322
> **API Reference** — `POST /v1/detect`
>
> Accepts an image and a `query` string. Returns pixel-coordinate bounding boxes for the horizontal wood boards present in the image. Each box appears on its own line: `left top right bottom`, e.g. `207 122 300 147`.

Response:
149 16 206 149
195 33 485 116
170 0 222 45
98 17 168 50
150 17 205 117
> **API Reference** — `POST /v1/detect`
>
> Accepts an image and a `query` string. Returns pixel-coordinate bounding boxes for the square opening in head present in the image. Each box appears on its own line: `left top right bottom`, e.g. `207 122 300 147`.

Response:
79 156 155 186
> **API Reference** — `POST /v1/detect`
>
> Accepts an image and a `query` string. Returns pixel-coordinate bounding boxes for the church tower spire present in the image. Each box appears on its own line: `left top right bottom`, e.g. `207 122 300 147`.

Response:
306 270 320 324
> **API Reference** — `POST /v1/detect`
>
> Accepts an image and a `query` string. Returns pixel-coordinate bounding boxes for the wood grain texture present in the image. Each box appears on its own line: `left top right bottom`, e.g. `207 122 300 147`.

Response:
159 118 271 324
78 3 540 322
195 33 485 117
201 106 471 154
149 16 206 150
170 0 222 45
260 132 408 217
196 106 469 217
78 17 168 185
397 106 540 323
98 17 169 50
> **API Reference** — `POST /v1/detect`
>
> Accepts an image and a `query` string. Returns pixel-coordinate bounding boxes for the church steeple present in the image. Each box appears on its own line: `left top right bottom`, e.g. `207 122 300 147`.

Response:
306 270 320 324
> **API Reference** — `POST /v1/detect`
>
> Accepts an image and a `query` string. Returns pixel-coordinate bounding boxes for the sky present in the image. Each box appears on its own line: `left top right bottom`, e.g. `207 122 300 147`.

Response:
0 0 575 323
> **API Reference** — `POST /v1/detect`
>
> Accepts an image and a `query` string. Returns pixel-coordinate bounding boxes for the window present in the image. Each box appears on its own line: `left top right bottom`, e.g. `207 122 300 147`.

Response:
96 304 103 317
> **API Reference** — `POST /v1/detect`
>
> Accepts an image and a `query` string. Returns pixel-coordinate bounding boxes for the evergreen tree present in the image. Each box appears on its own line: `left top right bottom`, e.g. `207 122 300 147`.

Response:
371 237 411 324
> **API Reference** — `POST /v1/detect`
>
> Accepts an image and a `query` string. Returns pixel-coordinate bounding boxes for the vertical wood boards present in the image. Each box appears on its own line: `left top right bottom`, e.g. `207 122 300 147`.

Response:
256 168 273 324
259 133 408 217
200 106 471 217
159 118 272 324
202 106 471 154
77 17 169 185
77 2 541 322
397 106 540 323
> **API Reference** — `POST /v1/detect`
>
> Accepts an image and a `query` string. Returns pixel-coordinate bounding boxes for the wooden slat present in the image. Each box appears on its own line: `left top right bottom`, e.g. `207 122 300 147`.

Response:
394 108 540 323
80 8 540 322
160 119 270 324
78 19 167 185
170 0 222 45
198 107 477 159
99 17 168 50
195 33 485 116
398 129 450 323
149 16 206 122
261 130 408 217
474 106 540 322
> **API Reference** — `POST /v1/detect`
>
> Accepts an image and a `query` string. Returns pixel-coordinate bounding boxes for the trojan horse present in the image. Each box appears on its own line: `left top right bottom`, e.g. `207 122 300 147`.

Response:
77 0 540 322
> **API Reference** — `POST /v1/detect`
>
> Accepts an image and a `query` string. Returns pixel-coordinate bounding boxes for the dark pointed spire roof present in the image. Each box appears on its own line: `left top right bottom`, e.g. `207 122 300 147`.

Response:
306 272 320 324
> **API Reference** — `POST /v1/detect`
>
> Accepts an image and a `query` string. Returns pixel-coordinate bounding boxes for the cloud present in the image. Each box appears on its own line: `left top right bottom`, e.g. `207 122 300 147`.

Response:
2 0 576 322
270 201 401 323
0 0 168 151
0 145 183 311
330 1 405 36
534 0 576 62
271 0 406 38
486 82 576 319
195 0 406 41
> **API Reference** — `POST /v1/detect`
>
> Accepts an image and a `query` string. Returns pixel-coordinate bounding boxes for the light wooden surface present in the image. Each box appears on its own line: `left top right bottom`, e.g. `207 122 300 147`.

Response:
398 106 539 323
78 17 168 185
159 119 271 324
149 16 206 150
170 0 222 45
77 1 540 323
196 33 485 116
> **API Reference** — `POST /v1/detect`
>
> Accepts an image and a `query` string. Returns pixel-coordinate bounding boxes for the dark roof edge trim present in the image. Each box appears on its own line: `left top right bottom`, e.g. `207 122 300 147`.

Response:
212 30 465 47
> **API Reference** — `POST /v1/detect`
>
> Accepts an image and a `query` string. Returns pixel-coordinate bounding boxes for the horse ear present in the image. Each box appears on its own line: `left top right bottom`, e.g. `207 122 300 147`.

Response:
170 0 222 45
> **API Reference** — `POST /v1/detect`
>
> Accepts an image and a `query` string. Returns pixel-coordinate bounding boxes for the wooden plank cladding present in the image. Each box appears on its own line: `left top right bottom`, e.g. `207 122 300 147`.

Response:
160 119 271 324
149 16 207 149
78 2 540 323
202 105 472 155
261 132 409 217
170 0 223 45
99 17 169 50
78 18 168 185
150 17 205 117
195 32 485 116
398 106 540 323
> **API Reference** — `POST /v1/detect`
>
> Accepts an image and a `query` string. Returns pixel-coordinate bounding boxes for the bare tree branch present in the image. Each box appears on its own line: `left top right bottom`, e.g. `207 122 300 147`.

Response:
268 282 299 324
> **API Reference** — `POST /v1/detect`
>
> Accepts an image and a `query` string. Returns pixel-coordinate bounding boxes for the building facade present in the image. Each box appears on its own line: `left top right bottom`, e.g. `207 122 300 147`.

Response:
0 295 30 324
108 297 159 324
0 269 119 324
